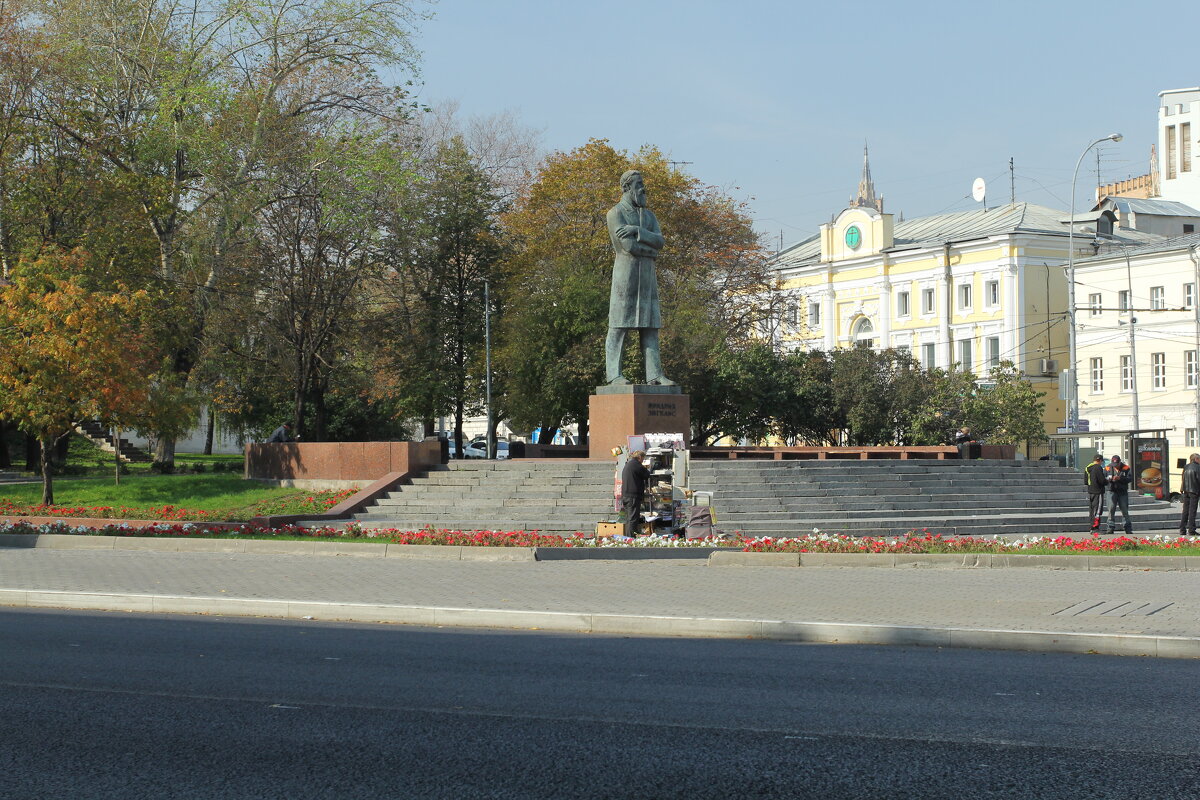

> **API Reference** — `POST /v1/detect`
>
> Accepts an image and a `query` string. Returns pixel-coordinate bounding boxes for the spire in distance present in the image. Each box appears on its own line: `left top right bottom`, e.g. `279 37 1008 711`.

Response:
850 142 883 212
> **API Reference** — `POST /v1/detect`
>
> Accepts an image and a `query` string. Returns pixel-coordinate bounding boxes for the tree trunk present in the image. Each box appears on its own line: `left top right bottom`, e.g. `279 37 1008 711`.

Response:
453 398 465 461
24 433 38 472
53 435 69 467
154 438 176 468
310 378 327 442
422 418 435 439
39 437 55 506
203 406 215 455
0 420 10 469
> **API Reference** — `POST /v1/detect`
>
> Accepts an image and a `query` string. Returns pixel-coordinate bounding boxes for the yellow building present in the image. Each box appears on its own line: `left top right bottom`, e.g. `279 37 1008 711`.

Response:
770 156 1160 439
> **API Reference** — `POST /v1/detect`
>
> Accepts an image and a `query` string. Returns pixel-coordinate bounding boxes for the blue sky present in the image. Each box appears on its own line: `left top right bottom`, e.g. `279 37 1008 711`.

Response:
413 0 1195 247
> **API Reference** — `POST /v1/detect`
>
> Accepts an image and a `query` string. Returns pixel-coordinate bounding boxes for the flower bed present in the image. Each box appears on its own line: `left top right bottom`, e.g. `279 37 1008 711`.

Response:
739 529 1200 554
1 521 1197 554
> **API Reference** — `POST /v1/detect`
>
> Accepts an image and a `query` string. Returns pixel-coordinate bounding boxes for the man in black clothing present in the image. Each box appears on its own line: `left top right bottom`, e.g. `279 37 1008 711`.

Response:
1180 453 1200 536
1084 453 1107 531
266 423 295 443
621 450 651 535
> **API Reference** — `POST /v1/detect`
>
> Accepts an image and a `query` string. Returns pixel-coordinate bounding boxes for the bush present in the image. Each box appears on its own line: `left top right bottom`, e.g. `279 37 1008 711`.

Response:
149 461 174 474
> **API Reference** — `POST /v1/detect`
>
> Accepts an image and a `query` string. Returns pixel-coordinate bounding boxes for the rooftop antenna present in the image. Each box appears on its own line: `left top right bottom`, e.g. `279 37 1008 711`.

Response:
972 177 987 211
667 160 693 172
1009 157 1015 204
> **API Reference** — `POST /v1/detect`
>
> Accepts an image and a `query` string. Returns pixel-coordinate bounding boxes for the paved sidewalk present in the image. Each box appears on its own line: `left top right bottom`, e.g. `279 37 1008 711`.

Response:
1 548 1198 658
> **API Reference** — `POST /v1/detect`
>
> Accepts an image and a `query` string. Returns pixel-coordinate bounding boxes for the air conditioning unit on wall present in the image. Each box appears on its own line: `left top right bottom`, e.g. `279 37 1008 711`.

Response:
1039 358 1058 376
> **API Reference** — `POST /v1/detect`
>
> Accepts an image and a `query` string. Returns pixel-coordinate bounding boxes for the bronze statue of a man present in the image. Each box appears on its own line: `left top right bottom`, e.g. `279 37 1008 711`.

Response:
605 170 673 385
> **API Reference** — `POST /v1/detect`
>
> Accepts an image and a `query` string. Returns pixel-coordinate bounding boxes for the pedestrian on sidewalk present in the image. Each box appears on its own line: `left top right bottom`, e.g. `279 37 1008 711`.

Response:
621 450 651 535
1180 453 1200 536
1105 455 1134 535
1085 453 1107 531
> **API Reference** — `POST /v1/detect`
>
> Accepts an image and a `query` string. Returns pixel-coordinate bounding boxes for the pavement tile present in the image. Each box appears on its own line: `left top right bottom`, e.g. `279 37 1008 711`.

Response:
0 550 1198 651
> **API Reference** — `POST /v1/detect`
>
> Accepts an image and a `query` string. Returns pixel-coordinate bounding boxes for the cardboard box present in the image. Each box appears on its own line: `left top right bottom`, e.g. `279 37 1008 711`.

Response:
596 522 625 538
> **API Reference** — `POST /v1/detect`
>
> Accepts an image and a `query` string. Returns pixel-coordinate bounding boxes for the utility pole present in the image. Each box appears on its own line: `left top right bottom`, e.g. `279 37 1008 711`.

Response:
484 279 493 459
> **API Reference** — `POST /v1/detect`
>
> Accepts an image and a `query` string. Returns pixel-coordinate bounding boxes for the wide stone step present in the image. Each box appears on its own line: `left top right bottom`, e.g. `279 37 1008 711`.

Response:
715 521 1184 538
352 518 597 533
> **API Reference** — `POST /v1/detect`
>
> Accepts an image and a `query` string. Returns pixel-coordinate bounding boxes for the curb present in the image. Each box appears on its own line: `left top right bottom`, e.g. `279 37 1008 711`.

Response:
0 534 536 561
708 551 1198 571
1 588 1196 659
2 534 1197 569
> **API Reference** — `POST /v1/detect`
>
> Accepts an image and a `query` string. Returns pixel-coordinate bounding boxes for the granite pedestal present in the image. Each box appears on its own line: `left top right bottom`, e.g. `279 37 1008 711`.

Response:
588 385 690 460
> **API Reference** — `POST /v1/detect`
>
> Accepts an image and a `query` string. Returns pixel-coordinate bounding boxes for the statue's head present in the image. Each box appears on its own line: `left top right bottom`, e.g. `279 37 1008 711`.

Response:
620 170 646 207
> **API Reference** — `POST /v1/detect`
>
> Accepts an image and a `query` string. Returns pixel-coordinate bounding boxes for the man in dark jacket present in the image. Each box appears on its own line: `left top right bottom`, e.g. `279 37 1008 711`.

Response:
1084 454 1107 531
266 423 295 443
621 450 651 535
1105 455 1134 535
1180 453 1200 536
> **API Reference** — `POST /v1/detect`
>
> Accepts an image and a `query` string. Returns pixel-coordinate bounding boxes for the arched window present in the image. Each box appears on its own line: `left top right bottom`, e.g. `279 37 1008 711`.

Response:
853 317 875 349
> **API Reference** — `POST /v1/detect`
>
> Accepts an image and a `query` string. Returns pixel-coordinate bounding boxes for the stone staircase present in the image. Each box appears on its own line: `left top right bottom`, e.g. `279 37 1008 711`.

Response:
345 457 1181 538
74 420 153 463
687 459 1180 538
351 460 616 534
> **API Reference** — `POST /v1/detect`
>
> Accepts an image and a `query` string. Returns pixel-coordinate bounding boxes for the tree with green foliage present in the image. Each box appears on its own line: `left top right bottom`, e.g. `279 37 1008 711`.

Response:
966 362 1048 445
368 136 506 454
23 0 426 464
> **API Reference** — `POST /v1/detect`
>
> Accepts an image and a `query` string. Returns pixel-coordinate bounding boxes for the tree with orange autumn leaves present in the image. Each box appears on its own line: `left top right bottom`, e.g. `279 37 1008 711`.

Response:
0 248 158 503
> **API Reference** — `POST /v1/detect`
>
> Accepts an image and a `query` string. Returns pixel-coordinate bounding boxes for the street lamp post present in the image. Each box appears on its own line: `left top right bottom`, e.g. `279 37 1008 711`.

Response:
1067 133 1122 466
484 279 493 459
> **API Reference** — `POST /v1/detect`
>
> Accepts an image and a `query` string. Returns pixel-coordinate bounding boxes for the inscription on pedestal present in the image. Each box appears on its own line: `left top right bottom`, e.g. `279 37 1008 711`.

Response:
588 391 690 460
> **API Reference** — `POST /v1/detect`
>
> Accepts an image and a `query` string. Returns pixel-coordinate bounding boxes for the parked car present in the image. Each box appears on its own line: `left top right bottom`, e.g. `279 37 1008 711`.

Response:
464 440 510 459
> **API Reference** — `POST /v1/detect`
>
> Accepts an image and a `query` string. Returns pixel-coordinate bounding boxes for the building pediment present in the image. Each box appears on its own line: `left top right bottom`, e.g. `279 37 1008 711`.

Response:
820 207 894 262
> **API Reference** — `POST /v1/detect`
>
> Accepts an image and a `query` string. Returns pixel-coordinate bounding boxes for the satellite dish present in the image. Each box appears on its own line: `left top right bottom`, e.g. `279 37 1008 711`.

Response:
972 177 987 203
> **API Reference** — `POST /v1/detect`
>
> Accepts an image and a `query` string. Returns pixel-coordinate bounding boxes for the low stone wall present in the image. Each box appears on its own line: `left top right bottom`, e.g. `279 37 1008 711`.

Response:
245 440 442 482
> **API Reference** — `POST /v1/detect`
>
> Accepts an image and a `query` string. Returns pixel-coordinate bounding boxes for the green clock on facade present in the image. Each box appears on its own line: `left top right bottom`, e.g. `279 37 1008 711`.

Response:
845 225 862 250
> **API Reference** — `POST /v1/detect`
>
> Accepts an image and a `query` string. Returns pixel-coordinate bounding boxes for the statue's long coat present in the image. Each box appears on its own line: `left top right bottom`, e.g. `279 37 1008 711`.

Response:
606 198 664 329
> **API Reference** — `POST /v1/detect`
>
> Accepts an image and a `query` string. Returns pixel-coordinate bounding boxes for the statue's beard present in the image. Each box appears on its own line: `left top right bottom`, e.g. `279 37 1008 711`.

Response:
630 191 646 207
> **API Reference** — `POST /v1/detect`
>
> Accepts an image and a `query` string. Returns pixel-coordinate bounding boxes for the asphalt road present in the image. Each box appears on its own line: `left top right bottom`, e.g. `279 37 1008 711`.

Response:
1 608 1197 800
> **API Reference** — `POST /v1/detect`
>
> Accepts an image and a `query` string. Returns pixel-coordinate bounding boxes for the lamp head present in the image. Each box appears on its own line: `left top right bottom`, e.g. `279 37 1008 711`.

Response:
1109 133 1123 142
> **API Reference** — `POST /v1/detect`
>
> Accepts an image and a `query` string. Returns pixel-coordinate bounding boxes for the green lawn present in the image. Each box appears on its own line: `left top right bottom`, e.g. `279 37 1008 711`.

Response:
0 473 354 521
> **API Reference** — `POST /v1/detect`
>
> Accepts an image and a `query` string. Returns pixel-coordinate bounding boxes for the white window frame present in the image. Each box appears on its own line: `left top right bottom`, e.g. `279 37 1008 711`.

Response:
957 339 973 371
921 342 936 369
1088 293 1102 317
1151 286 1165 310
808 301 821 327
1152 352 1167 389
1120 355 1133 392
1118 290 1131 312
984 279 1000 308
1187 428 1199 448
957 283 972 311
896 290 910 318
1090 357 1103 393
985 336 1000 369
1188 350 1198 389
921 287 936 315
1186 283 1195 310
